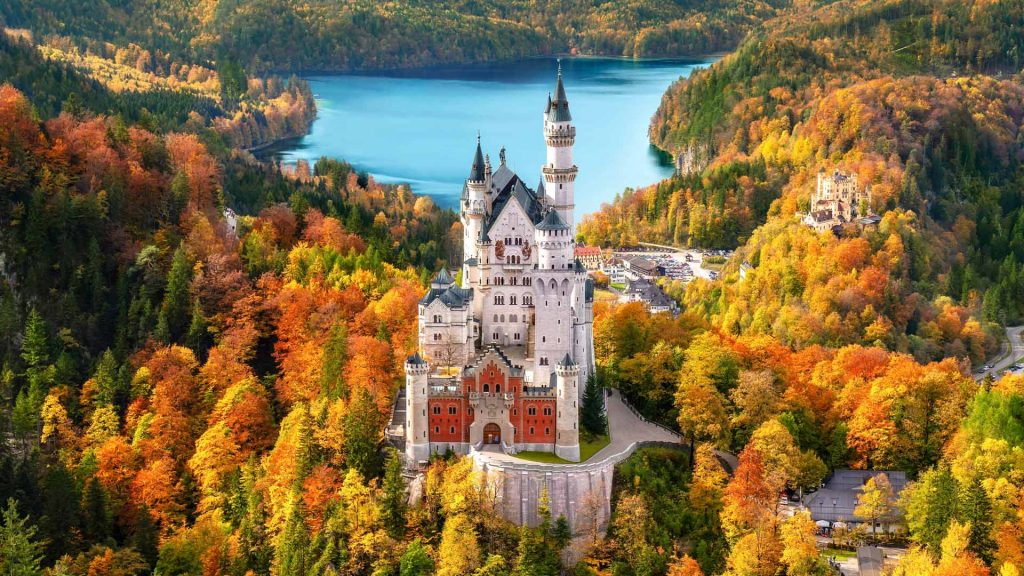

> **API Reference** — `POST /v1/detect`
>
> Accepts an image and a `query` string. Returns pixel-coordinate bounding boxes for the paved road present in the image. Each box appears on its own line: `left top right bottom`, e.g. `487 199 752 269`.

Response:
475 391 681 468
978 325 1024 381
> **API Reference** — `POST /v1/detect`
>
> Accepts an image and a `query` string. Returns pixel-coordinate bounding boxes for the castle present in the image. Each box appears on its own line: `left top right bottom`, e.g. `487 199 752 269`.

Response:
803 169 872 232
404 66 595 464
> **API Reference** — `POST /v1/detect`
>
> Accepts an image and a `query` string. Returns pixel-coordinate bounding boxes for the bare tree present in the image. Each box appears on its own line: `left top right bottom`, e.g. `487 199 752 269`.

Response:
434 327 463 373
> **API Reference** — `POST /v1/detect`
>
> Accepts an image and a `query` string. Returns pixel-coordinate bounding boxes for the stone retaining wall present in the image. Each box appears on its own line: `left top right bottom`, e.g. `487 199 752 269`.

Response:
471 440 684 531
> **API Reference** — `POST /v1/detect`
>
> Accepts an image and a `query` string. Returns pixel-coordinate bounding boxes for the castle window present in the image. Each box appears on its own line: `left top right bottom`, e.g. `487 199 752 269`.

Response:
528 407 537 416
494 314 498 323
434 427 440 433
500 314 505 323
529 427 535 435
510 296 517 306
450 426 455 434
543 407 552 416
483 384 490 393
514 333 520 341
545 427 550 435
513 409 517 415
495 384 501 393
433 333 442 341
448 406 457 415
433 406 441 415
510 313 518 323
492 332 498 340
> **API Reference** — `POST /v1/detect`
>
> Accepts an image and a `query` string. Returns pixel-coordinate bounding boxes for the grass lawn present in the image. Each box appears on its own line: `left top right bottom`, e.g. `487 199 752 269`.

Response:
514 434 610 464
821 547 856 561
610 282 626 291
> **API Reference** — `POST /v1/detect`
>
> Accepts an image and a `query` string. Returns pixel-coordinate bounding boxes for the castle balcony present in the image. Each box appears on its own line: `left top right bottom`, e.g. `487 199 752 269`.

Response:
468 392 516 409
428 380 463 397
541 165 578 183
544 125 576 138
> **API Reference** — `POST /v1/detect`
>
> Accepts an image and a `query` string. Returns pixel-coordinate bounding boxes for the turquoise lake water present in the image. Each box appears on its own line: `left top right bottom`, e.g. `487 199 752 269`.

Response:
262 57 711 216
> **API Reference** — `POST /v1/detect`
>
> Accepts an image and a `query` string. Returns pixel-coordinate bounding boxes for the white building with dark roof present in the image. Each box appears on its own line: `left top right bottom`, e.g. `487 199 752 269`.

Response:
404 66 594 464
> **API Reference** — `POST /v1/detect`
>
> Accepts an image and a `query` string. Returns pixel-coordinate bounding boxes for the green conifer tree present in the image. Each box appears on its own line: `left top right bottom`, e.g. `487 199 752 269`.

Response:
275 491 311 576
343 389 384 478
158 246 192 343
381 448 407 538
580 374 606 438
400 539 434 576
0 498 44 576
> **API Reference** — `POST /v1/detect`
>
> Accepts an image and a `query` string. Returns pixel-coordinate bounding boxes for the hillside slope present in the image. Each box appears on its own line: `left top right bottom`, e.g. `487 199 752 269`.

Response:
3 0 797 72
580 0 1024 360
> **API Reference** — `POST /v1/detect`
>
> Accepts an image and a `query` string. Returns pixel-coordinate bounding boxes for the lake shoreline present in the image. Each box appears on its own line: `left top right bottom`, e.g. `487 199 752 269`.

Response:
260 52 728 77
262 57 710 215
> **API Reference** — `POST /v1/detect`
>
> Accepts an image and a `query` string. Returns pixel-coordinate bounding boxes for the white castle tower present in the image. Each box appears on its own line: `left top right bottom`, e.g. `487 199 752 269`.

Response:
404 352 431 464
555 354 580 461
543 63 577 229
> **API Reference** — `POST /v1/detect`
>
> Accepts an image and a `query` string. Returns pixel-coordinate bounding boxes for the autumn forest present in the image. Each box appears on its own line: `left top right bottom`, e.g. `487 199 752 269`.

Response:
0 1 1023 576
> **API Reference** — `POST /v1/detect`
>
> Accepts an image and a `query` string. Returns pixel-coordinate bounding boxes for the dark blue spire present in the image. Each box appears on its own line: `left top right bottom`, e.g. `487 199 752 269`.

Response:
548 60 572 122
469 132 485 182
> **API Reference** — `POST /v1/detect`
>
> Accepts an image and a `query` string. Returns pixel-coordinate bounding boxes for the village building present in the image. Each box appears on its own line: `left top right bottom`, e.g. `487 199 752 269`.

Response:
574 246 605 270
621 278 677 314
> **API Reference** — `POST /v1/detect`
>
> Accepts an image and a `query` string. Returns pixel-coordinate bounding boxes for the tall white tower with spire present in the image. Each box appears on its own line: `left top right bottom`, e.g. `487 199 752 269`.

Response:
543 61 577 230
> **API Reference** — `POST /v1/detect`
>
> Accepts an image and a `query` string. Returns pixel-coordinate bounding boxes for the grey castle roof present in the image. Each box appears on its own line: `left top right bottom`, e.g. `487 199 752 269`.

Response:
558 353 576 367
432 268 455 286
482 167 545 239
407 351 428 366
535 209 569 231
420 285 473 308
547 67 572 123
469 136 486 182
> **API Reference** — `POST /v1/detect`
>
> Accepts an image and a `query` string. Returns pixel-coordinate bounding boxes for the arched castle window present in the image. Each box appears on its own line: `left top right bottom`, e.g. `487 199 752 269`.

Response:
495 384 501 393
510 295 517 305
432 406 441 415
483 384 490 392
543 407 552 416
510 314 518 323
528 407 536 416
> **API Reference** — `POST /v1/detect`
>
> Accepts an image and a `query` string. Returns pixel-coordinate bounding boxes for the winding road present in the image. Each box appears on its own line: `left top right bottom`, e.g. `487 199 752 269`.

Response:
977 325 1024 381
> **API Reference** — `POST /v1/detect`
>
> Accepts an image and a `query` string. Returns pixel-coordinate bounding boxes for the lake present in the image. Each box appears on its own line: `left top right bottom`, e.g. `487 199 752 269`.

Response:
261 57 711 217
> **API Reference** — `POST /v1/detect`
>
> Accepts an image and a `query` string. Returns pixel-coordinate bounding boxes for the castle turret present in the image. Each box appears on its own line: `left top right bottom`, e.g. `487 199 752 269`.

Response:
405 352 431 464
462 135 489 286
554 354 580 462
543 62 577 229
533 209 574 387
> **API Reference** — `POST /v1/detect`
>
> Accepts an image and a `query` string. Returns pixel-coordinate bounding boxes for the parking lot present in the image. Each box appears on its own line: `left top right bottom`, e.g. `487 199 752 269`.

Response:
614 248 731 283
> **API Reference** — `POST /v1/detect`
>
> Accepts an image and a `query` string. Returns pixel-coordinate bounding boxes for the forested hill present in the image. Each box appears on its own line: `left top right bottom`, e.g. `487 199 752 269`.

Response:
2 0 796 72
579 0 1024 361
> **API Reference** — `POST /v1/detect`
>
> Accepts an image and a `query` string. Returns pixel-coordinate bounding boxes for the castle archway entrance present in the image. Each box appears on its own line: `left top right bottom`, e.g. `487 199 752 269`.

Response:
483 423 501 445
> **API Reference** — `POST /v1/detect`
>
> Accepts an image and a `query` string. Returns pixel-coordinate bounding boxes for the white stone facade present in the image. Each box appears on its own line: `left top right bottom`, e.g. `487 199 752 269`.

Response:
404 67 595 463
